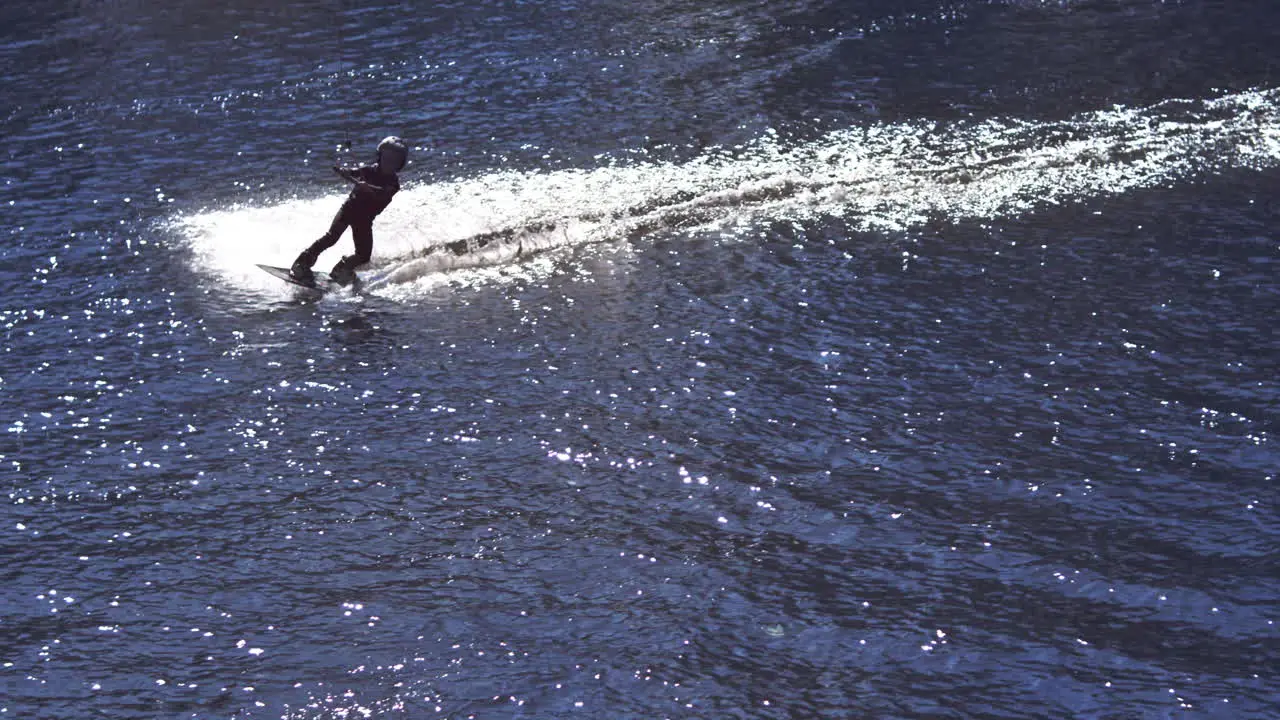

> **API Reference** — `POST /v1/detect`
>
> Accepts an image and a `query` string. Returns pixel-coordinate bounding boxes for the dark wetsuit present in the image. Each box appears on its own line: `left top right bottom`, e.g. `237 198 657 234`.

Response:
300 164 400 270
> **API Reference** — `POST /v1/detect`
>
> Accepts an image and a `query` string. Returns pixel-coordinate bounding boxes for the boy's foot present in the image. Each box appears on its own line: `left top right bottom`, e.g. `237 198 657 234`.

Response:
329 256 358 286
289 261 315 285
330 266 356 287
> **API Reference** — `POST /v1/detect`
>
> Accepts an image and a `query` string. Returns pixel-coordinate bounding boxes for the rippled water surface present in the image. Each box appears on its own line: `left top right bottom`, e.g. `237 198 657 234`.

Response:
2 1 1278 718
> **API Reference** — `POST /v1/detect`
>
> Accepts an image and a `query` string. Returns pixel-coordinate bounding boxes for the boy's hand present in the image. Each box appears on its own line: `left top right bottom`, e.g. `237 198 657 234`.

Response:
333 165 356 183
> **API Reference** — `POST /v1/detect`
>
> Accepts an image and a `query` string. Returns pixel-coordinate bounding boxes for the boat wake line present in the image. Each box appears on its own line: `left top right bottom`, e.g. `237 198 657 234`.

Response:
178 88 1280 295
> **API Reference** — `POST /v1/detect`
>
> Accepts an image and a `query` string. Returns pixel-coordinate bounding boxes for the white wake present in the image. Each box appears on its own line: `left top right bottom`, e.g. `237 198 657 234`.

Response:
176 88 1280 298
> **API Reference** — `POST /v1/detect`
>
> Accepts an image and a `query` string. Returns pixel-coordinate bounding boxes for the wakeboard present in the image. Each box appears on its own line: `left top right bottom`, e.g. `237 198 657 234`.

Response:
256 264 349 293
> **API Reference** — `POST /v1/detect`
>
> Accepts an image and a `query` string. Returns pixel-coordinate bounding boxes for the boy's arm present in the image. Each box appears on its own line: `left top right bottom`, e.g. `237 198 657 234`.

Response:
333 165 394 197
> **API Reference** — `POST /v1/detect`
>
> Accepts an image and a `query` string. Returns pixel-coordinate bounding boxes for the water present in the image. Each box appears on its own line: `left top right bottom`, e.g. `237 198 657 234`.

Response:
2 1 1277 718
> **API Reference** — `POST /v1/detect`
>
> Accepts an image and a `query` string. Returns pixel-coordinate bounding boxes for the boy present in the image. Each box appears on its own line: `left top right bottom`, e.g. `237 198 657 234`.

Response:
291 135 408 286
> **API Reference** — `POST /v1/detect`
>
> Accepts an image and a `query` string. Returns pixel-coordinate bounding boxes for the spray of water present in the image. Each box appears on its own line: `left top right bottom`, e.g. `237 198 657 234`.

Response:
176 88 1279 298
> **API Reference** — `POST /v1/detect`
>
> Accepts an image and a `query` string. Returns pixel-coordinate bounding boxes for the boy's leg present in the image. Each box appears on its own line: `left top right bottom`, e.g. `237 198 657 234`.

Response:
292 209 350 279
330 220 373 285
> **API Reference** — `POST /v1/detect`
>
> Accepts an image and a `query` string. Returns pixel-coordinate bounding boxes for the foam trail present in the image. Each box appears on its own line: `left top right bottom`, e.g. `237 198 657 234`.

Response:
177 88 1280 296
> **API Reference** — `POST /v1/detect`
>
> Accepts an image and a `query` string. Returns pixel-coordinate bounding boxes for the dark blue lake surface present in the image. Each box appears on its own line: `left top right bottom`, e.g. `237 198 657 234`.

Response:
2 1 1278 718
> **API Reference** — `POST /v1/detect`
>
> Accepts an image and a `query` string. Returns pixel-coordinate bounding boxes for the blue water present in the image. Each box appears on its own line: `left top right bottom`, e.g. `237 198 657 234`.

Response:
2 1 1278 718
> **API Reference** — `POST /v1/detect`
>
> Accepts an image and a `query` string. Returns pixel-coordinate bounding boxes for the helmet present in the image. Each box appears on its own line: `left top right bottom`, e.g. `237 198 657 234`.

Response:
376 135 408 171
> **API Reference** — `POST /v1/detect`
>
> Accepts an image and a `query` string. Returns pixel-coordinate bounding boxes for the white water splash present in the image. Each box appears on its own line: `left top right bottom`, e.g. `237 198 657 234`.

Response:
176 88 1280 298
